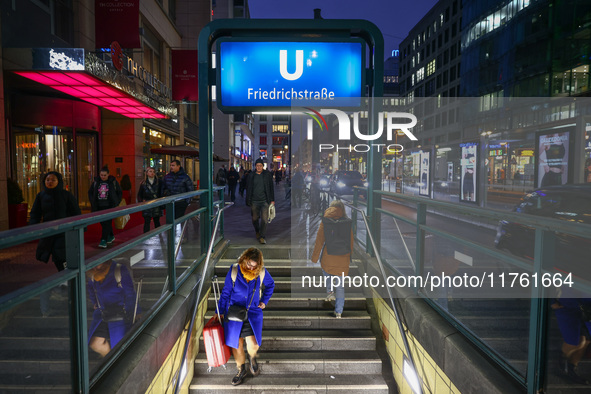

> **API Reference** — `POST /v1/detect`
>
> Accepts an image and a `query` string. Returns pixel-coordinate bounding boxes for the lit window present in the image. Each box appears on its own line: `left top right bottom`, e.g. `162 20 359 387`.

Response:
426 59 436 76
416 67 425 82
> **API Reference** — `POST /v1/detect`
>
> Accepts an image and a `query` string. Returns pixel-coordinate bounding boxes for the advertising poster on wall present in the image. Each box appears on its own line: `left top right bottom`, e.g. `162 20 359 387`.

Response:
460 143 478 203
536 131 570 188
419 150 430 197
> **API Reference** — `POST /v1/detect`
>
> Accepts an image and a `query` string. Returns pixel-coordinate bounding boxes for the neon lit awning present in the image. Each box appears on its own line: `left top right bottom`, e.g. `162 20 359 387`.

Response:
15 71 167 119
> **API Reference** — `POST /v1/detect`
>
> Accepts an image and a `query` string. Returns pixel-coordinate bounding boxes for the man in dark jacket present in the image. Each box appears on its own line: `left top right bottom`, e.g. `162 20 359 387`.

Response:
88 166 122 248
246 159 275 244
161 160 194 219
227 166 239 202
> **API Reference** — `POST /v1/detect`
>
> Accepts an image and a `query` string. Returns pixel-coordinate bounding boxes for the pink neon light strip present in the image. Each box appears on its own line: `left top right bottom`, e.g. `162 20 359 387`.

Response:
14 71 168 119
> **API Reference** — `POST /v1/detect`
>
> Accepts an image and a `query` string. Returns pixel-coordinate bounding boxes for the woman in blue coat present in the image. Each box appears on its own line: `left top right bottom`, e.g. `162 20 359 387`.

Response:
215 247 275 385
87 261 137 357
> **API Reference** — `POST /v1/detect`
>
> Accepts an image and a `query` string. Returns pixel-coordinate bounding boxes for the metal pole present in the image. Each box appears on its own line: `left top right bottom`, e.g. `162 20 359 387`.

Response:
346 202 422 394
173 202 233 394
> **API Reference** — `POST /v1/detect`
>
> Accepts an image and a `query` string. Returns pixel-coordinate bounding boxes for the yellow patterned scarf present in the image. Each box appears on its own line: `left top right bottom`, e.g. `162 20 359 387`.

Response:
89 262 111 282
239 261 263 282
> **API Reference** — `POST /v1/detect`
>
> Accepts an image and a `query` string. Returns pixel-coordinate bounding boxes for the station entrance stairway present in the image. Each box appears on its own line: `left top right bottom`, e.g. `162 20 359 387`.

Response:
190 244 391 393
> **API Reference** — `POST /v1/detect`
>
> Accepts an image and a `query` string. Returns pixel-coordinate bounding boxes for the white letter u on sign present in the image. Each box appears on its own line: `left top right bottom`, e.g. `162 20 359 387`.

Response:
280 50 304 81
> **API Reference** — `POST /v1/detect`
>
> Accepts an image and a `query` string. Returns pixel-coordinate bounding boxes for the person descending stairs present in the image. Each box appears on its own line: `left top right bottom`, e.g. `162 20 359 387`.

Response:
190 244 390 393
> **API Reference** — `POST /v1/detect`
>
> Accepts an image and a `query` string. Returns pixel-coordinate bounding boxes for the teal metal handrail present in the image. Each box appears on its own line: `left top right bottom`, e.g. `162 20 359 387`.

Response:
364 188 591 393
0 186 225 392
172 201 234 394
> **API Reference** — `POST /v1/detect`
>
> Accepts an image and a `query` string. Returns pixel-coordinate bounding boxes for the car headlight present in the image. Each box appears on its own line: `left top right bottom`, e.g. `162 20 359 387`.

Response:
440 182 448 187
337 181 346 188
363 182 369 187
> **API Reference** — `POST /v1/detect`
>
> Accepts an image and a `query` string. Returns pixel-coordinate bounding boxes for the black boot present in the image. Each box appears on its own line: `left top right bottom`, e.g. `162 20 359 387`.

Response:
249 355 260 376
231 364 247 386
566 363 590 385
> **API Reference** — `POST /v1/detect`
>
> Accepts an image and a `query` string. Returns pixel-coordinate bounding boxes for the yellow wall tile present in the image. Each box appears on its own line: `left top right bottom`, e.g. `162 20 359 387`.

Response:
373 294 461 394
420 358 437 393
436 372 451 394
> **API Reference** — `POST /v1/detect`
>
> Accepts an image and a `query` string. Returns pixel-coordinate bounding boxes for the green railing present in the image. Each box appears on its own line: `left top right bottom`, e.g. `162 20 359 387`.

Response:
0 186 224 393
352 187 591 393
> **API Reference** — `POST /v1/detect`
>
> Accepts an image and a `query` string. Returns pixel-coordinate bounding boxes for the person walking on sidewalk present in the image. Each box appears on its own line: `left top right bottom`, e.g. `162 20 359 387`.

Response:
216 164 228 190
291 170 305 208
239 169 250 198
246 159 274 244
214 247 275 386
311 200 354 318
137 167 162 233
88 166 122 249
30 171 81 316
227 166 239 203
161 160 194 219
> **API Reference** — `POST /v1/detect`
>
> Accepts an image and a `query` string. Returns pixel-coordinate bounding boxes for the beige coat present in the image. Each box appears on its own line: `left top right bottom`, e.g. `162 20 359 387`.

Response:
311 206 354 276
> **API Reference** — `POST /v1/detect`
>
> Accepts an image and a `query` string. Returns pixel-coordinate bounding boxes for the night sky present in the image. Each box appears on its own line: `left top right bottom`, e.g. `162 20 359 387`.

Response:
249 0 440 59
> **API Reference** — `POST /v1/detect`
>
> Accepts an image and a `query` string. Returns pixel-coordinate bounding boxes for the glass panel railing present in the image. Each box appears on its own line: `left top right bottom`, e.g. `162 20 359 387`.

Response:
421 233 531 378
0 188 217 392
0 282 72 392
379 213 416 276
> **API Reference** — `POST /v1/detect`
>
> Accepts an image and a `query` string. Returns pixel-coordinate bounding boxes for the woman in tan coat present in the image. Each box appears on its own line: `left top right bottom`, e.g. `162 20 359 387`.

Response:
311 200 354 318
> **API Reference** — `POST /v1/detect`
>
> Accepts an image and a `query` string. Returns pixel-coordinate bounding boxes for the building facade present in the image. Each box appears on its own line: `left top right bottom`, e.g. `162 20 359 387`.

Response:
0 0 210 230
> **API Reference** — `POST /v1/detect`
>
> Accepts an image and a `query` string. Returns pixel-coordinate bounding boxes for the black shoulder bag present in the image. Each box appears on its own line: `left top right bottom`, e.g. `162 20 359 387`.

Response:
227 277 258 322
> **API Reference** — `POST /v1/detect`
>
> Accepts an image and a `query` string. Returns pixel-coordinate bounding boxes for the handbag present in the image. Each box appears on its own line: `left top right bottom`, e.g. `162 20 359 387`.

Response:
114 199 130 229
226 276 258 322
227 304 248 322
101 305 127 322
93 286 127 322
268 203 276 223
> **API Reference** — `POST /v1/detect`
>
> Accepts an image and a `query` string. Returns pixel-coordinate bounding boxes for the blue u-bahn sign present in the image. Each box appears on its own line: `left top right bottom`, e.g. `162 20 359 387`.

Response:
216 40 364 111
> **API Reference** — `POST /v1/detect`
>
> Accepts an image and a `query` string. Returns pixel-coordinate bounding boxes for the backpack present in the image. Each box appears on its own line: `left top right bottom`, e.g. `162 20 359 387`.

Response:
231 263 266 299
321 216 352 255
217 170 227 186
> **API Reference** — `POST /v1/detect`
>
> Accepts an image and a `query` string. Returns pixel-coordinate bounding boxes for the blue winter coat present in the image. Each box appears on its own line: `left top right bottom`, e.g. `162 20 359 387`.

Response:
218 265 275 348
161 167 194 203
87 261 137 347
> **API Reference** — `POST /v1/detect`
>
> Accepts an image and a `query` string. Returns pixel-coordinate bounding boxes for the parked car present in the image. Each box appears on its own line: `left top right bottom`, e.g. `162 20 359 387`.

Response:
329 170 368 197
494 184 591 279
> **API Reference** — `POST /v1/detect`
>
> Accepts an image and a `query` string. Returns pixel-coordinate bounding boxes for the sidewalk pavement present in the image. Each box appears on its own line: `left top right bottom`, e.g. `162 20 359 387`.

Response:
221 182 294 246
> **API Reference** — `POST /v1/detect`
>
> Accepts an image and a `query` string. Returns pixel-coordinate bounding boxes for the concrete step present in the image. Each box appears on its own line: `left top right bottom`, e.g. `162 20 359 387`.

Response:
215 278 372 295
204 310 371 330
216 278 296 293
199 330 377 352
194 351 382 375
189 374 389 393
207 294 367 311
221 248 292 260
0 370 71 388
0 384 70 394
14 298 153 319
213 264 363 278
